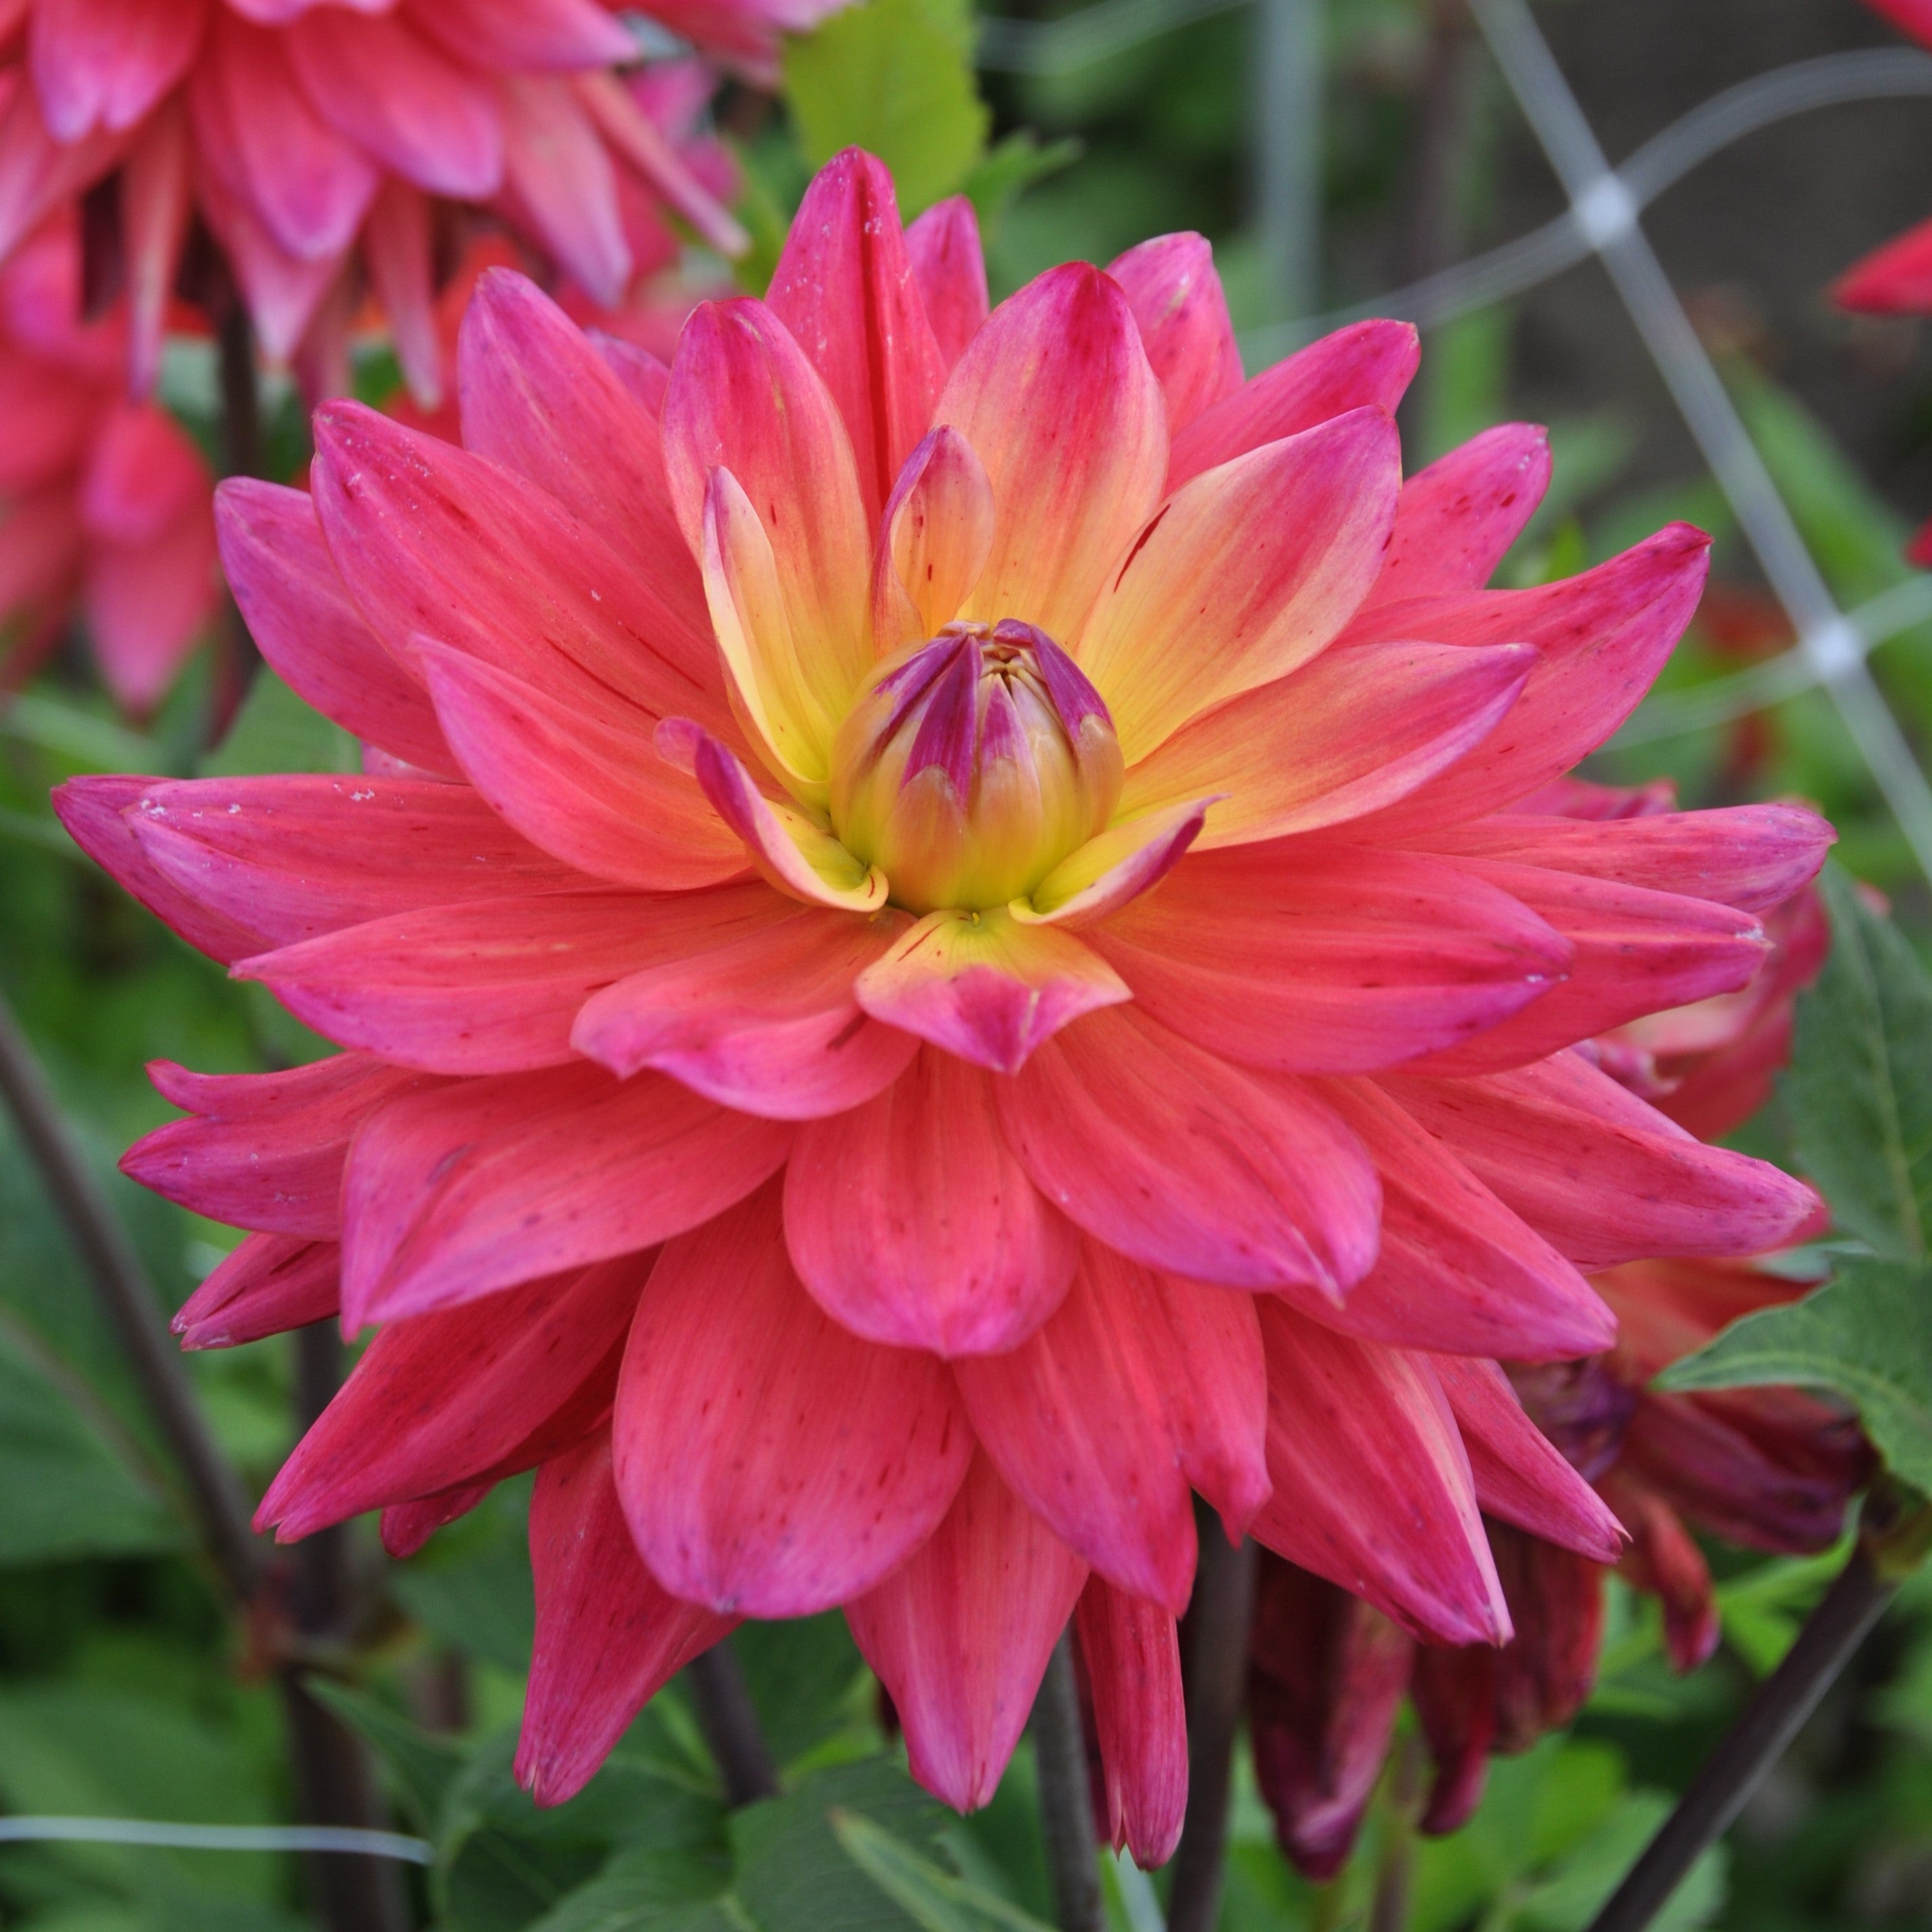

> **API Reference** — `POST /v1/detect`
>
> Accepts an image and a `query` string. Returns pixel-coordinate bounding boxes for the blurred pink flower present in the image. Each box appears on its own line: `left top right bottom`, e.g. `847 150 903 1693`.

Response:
0 208 214 712
59 149 1831 1846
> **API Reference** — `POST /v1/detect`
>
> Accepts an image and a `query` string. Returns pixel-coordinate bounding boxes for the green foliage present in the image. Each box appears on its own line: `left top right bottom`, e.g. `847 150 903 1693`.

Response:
199 672 358 780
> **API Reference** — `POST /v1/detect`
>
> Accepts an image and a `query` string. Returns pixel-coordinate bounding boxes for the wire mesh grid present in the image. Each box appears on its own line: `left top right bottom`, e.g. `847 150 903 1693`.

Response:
979 0 1932 881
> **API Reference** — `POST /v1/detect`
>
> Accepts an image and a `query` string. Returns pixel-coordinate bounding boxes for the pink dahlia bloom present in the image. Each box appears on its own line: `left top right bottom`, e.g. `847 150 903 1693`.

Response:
58 149 1834 1847
0 208 214 711
0 0 777 402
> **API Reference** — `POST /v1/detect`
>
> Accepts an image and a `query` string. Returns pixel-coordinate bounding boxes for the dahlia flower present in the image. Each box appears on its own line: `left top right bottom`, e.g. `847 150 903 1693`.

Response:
0 0 784 401
57 148 1833 1848
0 208 214 711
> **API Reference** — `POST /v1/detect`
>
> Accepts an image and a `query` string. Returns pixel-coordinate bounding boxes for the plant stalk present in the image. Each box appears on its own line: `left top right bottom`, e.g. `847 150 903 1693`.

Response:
687 1639 780 1805
1032 1631 1104 1932
1167 1532 1259 1932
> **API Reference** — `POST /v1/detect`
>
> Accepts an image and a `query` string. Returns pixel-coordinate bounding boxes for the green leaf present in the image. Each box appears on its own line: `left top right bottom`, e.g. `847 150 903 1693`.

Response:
1513 1794 1726 1932
199 670 357 779
781 0 990 217
1657 1257 1932 1491
523 1847 735 1932
731 1615 870 1772
960 133 1081 233
1783 864 1932 1260
300 1680 466 1833
828 1812 1055 1932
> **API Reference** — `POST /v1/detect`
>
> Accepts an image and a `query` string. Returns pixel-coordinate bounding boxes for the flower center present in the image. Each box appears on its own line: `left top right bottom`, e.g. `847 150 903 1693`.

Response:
829 619 1125 914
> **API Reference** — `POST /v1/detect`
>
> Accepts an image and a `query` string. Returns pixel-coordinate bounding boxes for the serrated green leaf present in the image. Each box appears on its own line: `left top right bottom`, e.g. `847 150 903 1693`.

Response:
781 0 990 216
829 1812 1055 1932
199 670 357 779
1657 1257 1932 1490
1783 865 1932 1260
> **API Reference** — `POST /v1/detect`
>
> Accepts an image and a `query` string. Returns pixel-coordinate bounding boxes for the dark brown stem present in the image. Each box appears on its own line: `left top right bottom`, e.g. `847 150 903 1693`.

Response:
1030 1631 1103 1932
1369 1732 1424 1932
1584 1545 1896 1932
280 1324 411 1932
1167 1533 1259 1932
0 986 261 1599
687 1639 779 1805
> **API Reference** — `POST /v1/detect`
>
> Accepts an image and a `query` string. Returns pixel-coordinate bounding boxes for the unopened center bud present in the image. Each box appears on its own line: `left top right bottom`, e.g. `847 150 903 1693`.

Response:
830 619 1125 914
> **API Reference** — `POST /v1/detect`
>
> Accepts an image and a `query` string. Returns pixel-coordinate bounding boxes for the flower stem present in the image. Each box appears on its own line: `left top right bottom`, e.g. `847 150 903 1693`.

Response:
1585 1490 1931 1932
1032 1631 1104 1932
687 1639 779 1805
1167 1531 1259 1932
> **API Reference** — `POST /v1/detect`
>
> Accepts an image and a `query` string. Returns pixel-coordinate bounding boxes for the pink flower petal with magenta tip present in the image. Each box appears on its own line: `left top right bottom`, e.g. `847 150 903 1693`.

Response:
938 260 1168 647
767 147 947 521
1105 231 1243 437
340 1061 792 1326
1119 640 1535 847
1251 1302 1511 1647
518 1432 737 1809
905 194 988 370
1073 1577 1187 1866
1307 1077 1615 1363
256 1254 647 1539
1091 841 1570 1076
954 1245 1199 1612
613 1181 973 1617
128 1054 433 1240
846 1452 1088 1813
30 0 206 143
1381 1050 1822 1267
1079 408 1401 762
1168 317 1418 489
1011 796 1212 930
573 902 918 1119
1429 1355 1627 1562
216 480 459 777
1359 423 1552 611
174 1235 339 1351
854 908 1129 1074
784 1048 1078 1356
872 425 995 653
1000 1006 1381 1294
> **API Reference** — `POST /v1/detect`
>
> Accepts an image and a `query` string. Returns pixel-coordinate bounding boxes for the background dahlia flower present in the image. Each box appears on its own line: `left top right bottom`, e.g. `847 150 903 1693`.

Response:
0 205 215 712
57 147 1834 1850
0 0 786 402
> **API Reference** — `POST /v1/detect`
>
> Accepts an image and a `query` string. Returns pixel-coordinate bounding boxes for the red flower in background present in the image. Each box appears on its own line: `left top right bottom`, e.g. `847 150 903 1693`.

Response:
57 150 1834 1853
0 206 214 712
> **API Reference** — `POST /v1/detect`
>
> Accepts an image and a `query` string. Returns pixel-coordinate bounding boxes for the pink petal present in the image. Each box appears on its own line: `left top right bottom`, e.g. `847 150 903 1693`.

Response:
499 75 629 308
1073 1577 1186 1866
1834 211 1932 312
31 0 205 141
1309 1077 1615 1361
904 193 988 370
52 775 266 965
173 1233 339 1349
121 100 191 397
1341 526 1712 830
1142 1275 1271 1539
126 1053 429 1239
125 773 581 945
999 1007 1381 1293
767 148 948 520
1359 424 1551 608
1105 232 1243 436
1252 1302 1509 1646
81 400 208 544
1168 318 1418 489
937 261 1168 645
190 145 343 359
0 75 126 265
845 1451 1087 1812
1078 408 1400 761
853 908 1128 1074
256 1255 645 1538
189 12 377 262
419 647 746 892
613 1181 973 1616
1091 841 1570 1075
1429 1355 1626 1562
380 1484 492 1560
1380 1050 1821 1267
408 0 637 69
1413 803 1834 916
574 72 748 258
1404 862 1769 1076
784 1047 1077 1355
575 902 918 1118
954 1244 1199 1611
872 423 995 653
84 505 218 714
518 1431 736 1807
360 177 442 408
236 887 788 1075
340 1061 792 1324
286 5 503 197
663 298 872 712
217 480 455 773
